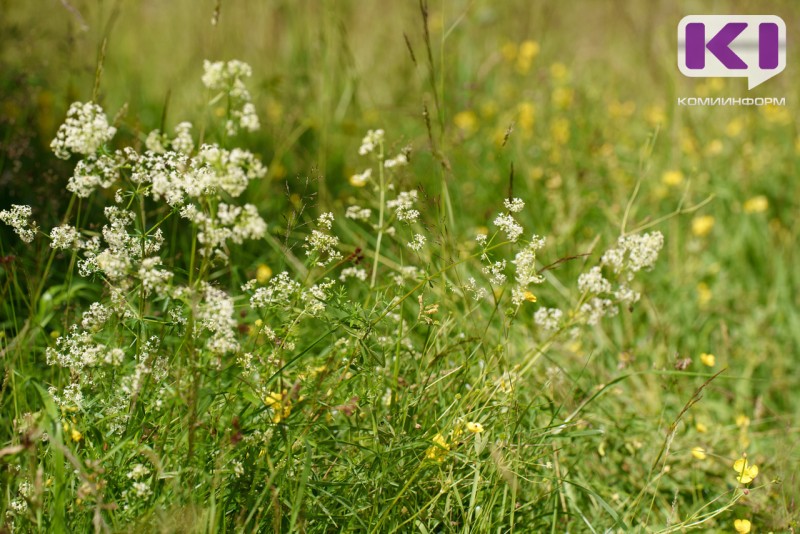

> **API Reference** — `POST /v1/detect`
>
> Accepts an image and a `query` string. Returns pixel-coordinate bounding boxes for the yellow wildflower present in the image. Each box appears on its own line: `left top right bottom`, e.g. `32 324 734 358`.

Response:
501 42 517 62
691 446 707 460
71 429 83 442
661 170 684 187
691 215 715 237
734 519 752 533
552 87 574 109
516 40 540 73
695 422 708 433
743 195 769 214
466 422 484 434
705 139 723 156
733 456 758 484
699 353 715 367
550 118 570 145
517 102 535 132
696 282 712 307
265 391 292 423
349 169 371 187
523 291 537 303
736 414 751 428
425 433 450 461
453 110 478 136
726 118 745 137
256 264 273 284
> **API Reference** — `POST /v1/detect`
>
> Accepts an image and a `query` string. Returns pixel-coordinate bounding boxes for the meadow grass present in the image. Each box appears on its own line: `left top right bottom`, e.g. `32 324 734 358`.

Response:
0 1 798 532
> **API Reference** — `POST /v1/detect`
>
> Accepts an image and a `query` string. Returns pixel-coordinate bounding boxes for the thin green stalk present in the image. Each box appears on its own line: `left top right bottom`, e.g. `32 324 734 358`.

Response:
369 141 386 288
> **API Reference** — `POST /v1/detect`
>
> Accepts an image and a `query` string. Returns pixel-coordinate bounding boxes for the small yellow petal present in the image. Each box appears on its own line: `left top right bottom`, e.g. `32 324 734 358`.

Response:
256 264 273 284
692 215 715 237
691 447 707 460
743 195 769 214
466 422 485 434
699 353 715 367
662 170 684 187
734 518 752 533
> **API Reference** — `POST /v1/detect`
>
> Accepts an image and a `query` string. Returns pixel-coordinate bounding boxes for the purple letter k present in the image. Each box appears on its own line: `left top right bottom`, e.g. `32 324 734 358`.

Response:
686 22 748 70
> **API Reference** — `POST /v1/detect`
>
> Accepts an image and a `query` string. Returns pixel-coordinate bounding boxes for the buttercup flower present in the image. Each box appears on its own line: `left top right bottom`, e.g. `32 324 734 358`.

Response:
466 422 485 434
734 519 752 533
733 456 758 484
700 353 715 367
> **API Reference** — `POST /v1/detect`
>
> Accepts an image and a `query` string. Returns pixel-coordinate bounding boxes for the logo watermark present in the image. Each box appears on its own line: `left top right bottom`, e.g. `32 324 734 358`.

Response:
678 15 786 89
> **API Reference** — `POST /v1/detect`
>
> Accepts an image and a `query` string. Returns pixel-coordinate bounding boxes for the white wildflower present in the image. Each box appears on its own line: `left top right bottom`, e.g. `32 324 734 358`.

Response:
339 267 367 282
483 260 507 286
384 153 408 168
358 129 384 156
534 307 563 332
578 266 612 294
504 198 525 213
68 154 120 197
251 272 300 308
579 297 618 325
0 204 37 243
50 101 117 159
387 190 420 223
172 121 195 154
345 205 372 220
408 233 426 251
493 213 523 242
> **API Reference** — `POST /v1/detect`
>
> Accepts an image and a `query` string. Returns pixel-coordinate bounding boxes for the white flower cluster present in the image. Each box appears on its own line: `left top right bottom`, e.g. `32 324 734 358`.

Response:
579 297 618 326
181 202 267 261
387 190 420 223
384 152 408 168
577 266 611 294
358 129 384 156
46 325 125 369
81 302 112 331
463 277 487 301
503 198 525 213
202 60 260 135
576 232 664 325
69 154 121 197
534 307 563 331
483 260 507 286
0 204 37 243
48 383 84 410
601 231 665 278
146 122 195 155
339 266 367 282
196 283 239 355
50 101 117 159
250 272 301 309
345 205 371 220
302 279 336 316
50 225 79 250
304 213 341 266
196 145 268 198
408 233 426 251
510 235 546 305
493 213 523 242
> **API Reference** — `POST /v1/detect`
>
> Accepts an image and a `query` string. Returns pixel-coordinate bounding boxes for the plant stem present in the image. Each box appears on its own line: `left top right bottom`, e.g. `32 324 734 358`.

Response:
370 142 385 288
